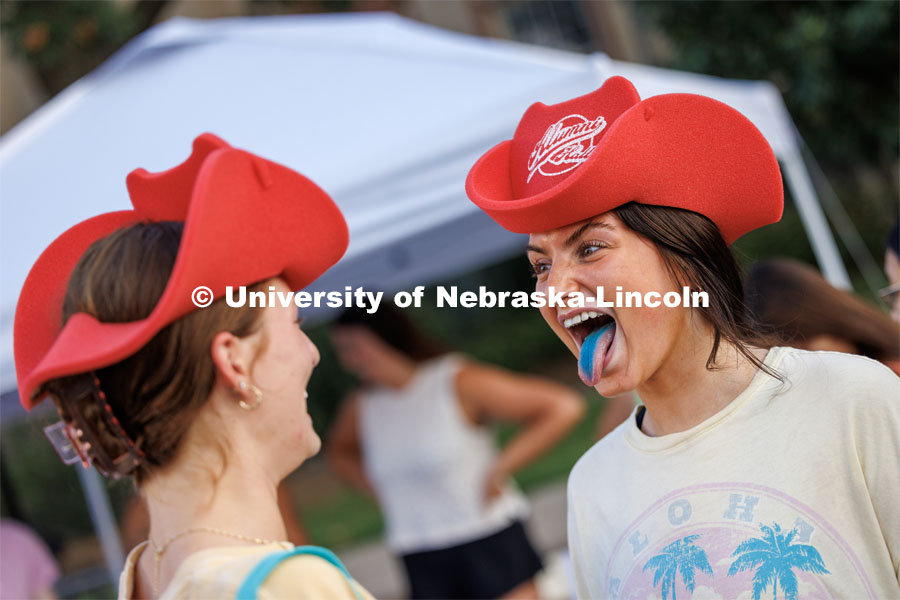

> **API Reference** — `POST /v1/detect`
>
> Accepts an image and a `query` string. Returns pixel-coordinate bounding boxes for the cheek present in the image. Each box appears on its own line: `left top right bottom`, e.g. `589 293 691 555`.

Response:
617 305 689 364
537 303 556 331
608 257 683 336
259 335 311 389
285 332 316 366
537 302 575 353
535 280 560 332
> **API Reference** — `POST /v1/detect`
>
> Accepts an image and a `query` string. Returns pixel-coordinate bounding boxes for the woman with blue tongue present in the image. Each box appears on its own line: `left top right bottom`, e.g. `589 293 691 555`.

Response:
466 76 900 600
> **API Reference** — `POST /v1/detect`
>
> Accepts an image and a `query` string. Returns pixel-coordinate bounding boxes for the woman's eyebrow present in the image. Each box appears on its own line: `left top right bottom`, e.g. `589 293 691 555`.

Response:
564 221 611 248
527 221 613 254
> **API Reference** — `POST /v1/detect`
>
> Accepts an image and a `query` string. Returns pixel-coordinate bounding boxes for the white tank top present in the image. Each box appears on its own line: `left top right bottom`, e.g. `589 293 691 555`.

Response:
357 354 529 554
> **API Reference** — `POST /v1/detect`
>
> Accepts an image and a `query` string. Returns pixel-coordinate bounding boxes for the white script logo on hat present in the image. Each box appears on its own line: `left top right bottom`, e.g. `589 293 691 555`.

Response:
527 114 607 183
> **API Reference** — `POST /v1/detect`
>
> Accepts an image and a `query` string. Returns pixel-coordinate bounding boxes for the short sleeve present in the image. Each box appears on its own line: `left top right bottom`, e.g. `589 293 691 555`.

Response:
851 360 900 582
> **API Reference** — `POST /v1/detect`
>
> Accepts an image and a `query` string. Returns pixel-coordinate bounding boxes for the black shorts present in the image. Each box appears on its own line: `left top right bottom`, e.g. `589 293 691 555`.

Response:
400 520 543 599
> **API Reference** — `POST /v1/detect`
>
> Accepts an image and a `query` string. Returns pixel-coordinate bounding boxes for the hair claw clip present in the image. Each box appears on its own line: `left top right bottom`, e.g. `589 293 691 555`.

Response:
43 420 91 469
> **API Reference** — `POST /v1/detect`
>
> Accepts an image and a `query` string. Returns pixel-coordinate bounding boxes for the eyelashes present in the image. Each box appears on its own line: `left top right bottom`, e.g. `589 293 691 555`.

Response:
528 262 549 278
528 240 608 278
578 240 608 256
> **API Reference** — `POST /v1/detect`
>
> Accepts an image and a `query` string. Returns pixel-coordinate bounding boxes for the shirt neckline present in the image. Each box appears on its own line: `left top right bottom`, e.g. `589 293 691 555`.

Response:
623 346 786 453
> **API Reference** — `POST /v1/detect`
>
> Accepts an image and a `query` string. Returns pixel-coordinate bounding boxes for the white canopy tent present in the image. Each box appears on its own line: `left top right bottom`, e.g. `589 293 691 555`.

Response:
0 12 847 588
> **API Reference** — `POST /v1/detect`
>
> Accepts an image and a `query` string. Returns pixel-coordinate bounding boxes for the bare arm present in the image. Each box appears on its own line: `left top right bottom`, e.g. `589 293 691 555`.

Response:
325 393 377 499
455 360 586 498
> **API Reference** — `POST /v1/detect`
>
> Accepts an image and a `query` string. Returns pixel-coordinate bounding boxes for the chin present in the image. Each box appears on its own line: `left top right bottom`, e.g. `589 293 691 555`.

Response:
307 434 323 457
283 431 322 471
593 378 633 398
588 356 638 395
296 428 322 460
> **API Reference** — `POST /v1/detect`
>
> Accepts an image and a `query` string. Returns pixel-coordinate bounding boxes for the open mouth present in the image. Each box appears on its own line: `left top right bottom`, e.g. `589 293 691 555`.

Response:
562 310 617 386
563 310 615 349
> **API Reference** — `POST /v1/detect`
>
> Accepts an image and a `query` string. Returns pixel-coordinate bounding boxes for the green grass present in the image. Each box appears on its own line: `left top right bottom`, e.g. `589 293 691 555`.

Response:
301 489 383 550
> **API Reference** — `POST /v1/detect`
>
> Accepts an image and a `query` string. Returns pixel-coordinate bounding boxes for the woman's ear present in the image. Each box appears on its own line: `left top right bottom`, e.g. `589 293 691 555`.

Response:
210 331 253 391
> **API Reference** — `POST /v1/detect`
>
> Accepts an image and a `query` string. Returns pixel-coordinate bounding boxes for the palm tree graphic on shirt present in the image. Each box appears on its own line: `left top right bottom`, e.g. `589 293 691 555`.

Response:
727 522 829 600
643 534 714 600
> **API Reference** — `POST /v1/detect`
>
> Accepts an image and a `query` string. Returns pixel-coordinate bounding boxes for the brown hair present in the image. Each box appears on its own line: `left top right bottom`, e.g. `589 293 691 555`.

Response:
612 202 780 378
336 303 445 363
745 258 900 363
41 221 267 484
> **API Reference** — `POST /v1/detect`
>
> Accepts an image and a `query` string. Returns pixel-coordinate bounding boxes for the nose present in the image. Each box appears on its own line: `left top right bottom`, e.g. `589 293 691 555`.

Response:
545 261 582 296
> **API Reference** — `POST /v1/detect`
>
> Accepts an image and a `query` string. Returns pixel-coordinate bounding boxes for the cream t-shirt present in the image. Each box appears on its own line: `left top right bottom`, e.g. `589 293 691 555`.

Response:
118 542 374 600
567 347 900 600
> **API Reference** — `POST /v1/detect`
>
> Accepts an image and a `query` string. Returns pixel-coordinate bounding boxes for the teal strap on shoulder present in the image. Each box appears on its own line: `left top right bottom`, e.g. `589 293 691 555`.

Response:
235 545 363 600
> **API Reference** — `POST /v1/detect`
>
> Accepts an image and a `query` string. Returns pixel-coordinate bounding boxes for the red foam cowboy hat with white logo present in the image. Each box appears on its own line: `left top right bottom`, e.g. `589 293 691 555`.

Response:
14 133 348 408
466 76 783 243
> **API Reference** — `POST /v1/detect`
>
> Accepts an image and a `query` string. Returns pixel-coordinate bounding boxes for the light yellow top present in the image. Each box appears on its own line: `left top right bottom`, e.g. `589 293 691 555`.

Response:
118 541 375 600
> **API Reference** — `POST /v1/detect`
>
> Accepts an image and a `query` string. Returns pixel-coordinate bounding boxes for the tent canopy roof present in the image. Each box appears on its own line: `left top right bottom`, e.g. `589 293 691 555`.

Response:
0 12 801 394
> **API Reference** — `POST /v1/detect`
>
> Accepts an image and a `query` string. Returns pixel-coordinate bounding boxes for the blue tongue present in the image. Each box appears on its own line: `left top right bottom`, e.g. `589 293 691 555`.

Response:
578 322 615 380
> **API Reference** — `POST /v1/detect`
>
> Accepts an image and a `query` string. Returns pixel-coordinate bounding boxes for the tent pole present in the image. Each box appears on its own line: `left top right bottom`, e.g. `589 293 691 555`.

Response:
781 147 852 289
76 466 125 587
800 143 888 297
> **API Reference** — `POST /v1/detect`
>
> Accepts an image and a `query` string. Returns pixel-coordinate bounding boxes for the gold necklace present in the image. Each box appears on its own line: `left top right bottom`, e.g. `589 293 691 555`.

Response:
149 527 280 596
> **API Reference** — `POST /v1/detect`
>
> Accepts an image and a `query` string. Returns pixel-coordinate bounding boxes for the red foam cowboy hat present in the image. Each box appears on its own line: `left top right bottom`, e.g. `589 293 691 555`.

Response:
466 76 783 243
14 133 348 408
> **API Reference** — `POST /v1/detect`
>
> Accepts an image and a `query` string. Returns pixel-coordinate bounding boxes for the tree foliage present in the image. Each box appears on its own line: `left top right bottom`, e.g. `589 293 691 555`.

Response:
636 1 899 177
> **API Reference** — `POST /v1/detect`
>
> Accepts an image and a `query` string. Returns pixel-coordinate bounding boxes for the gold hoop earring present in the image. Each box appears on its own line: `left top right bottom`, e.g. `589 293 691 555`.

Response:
237 380 263 410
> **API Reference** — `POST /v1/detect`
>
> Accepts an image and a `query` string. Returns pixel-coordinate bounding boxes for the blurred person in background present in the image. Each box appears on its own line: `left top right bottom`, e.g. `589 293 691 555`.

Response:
0 519 59 600
13 135 372 600
745 258 900 375
883 220 900 322
328 304 585 600
465 76 900 599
